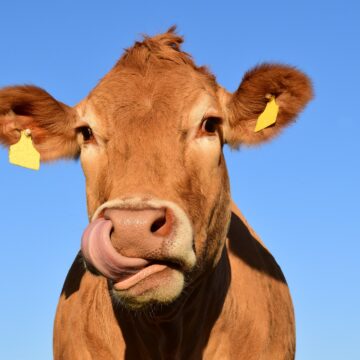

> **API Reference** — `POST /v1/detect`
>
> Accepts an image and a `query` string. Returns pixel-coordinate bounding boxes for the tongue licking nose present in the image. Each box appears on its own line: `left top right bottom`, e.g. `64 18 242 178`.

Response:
81 218 150 281
80 207 174 282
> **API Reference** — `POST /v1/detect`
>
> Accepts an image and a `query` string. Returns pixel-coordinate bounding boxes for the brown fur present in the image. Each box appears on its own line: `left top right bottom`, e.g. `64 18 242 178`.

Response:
0 28 312 359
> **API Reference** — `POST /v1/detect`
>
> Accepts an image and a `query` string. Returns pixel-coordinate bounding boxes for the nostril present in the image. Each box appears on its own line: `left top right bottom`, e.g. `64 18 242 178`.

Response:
151 216 167 233
150 208 173 237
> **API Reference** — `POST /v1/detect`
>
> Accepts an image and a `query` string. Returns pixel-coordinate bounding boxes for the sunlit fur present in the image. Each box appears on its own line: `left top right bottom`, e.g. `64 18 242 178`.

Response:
0 28 312 359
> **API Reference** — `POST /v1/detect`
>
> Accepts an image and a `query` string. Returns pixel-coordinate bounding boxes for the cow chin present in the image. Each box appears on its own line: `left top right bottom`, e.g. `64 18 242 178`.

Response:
110 267 185 310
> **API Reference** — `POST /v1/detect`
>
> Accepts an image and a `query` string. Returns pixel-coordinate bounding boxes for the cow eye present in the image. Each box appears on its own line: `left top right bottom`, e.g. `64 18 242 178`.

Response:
78 126 94 143
201 117 221 135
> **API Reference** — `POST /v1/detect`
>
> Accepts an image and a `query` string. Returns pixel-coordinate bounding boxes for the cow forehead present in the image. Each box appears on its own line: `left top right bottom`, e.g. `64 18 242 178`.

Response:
79 72 219 136
76 36 221 141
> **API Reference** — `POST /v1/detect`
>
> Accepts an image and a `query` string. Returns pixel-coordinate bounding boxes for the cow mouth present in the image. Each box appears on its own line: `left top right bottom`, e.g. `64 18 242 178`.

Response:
81 218 184 291
111 260 182 291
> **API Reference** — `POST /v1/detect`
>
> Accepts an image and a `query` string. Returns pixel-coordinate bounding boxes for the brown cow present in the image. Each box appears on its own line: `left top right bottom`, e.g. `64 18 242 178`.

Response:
0 28 312 359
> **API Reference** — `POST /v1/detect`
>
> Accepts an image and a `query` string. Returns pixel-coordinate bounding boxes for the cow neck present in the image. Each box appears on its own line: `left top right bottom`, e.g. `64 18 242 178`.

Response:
112 246 231 357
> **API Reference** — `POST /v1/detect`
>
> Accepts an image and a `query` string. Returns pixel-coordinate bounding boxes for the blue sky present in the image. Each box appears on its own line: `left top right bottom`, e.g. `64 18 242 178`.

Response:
0 0 359 359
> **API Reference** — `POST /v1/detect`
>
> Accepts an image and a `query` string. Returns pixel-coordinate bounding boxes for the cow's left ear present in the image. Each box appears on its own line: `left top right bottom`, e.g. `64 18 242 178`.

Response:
0 85 80 161
222 64 313 146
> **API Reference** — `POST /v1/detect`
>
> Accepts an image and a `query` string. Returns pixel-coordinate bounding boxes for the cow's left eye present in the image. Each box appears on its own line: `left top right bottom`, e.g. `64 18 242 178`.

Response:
78 126 94 143
200 117 221 135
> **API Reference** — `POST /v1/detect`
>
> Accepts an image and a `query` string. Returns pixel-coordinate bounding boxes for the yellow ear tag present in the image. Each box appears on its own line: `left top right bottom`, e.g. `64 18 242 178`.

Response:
9 130 40 170
254 96 279 132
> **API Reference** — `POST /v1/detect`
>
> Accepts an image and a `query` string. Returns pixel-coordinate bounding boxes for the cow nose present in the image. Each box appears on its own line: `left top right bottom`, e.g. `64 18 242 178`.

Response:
103 207 174 256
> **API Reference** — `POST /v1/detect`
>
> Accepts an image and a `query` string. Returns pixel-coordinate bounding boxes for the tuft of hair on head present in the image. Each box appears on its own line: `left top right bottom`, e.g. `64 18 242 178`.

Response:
140 25 184 55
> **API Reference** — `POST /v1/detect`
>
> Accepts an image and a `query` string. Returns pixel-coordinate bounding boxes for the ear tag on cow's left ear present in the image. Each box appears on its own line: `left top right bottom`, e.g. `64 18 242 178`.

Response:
9 129 40 170
254 95 279 132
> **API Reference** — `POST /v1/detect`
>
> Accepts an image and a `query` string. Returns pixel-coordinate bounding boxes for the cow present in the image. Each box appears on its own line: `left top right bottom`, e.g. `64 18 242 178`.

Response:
0 28 312 359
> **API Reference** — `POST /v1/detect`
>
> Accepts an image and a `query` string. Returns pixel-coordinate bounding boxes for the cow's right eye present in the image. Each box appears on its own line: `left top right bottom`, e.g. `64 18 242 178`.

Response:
78 126 94 143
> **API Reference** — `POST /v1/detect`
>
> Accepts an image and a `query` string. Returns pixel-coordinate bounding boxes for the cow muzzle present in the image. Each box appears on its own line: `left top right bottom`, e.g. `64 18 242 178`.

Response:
81 198 196 305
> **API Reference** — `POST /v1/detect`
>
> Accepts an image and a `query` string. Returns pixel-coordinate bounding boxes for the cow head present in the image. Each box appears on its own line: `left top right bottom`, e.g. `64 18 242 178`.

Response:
0 29 312 309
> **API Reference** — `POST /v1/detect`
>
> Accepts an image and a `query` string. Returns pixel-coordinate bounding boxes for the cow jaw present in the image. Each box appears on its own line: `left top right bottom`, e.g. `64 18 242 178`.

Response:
81 198 195 309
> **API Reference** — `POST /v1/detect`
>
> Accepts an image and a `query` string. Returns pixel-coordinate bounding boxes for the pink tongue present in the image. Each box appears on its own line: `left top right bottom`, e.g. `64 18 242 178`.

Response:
81 218 150 281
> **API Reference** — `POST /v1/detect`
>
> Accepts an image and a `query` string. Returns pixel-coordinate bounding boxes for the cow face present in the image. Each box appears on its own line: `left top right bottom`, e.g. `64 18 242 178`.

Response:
0 29 312 309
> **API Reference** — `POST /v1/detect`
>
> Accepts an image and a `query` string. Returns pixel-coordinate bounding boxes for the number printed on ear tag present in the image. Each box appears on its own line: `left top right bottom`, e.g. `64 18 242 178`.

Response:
254 96 279 132
9 130 40 170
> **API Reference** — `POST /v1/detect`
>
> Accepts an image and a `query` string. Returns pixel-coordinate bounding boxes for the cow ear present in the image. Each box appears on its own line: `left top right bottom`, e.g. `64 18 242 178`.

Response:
0 85 80 161
223 64 313 146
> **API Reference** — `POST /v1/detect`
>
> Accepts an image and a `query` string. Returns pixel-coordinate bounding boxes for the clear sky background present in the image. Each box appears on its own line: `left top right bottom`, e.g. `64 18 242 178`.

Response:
0 1 359 359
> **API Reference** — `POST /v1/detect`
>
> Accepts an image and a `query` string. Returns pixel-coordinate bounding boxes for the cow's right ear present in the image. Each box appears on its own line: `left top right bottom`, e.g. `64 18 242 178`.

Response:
0 85 80 161
222 64 313 147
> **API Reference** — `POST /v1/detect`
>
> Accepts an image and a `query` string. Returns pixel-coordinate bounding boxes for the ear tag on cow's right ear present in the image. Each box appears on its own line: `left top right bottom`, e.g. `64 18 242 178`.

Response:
9 129 40 170
254 95 279 132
